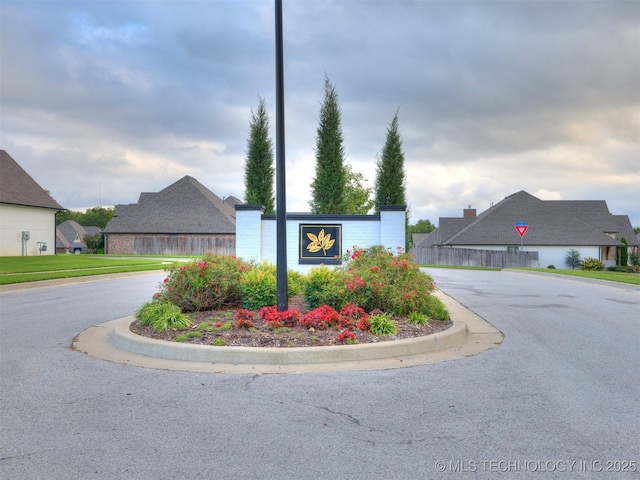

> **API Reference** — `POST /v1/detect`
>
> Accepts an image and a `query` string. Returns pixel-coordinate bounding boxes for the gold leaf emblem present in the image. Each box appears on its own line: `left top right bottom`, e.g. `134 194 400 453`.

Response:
306 229 335 255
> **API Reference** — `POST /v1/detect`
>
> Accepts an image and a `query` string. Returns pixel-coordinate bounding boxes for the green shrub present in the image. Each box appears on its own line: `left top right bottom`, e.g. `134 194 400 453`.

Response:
303 265 343 309
211 338 226 346
174 334 188 342
240 262 277 310
157 253 247 312
547 265 556 269
565 249 581 270
426 297 450 320
336 245 438 315
408 311 429 325
135 301 191 333
581 257 605 271
369 312 398 336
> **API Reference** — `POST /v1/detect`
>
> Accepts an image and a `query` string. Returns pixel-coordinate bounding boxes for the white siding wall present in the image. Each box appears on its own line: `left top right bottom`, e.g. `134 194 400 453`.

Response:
0 204 57 256
236 207 406 273
457 244 601 269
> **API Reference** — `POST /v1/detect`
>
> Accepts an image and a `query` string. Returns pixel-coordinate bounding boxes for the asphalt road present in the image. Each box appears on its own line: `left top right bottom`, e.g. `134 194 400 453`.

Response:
1 270 638 479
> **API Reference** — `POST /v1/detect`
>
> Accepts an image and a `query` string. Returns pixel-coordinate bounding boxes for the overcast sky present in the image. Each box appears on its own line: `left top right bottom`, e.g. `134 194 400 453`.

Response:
1 0 638 227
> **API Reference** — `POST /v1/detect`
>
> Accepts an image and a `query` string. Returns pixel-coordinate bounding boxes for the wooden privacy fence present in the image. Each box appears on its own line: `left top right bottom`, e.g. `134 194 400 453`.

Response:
412 245 539 268
133 234 235 256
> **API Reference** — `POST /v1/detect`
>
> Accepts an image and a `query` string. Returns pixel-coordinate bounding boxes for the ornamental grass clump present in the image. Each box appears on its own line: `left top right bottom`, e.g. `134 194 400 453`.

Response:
135 300 191 333
369 312 398 336
158 253 248 312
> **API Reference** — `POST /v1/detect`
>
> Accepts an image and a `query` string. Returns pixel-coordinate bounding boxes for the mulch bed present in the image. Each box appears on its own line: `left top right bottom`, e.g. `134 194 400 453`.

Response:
130 295 453 348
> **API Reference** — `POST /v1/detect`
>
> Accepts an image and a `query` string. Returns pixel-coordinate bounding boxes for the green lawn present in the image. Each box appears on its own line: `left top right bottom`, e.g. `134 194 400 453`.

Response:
0 255 192 285
513 267 640 285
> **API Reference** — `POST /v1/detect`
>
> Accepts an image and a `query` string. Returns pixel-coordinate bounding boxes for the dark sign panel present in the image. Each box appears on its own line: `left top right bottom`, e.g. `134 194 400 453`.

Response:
299 224 342 264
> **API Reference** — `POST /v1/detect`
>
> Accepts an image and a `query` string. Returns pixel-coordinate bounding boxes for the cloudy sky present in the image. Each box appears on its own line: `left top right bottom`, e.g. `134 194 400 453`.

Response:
1 0 638 227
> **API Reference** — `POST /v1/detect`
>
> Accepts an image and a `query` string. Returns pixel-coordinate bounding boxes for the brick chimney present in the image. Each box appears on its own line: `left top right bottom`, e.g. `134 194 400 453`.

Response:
463 205 476 218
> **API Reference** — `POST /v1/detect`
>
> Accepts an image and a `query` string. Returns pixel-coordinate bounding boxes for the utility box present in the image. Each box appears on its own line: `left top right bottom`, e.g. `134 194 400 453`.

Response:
22 231 30 240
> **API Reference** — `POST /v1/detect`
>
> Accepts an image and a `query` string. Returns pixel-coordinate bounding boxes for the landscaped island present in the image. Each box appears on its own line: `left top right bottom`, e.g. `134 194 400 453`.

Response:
133 246 451 348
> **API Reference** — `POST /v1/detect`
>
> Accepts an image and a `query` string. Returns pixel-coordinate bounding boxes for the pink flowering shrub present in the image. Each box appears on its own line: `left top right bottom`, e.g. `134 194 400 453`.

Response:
301 245 448 318
158 253 248 312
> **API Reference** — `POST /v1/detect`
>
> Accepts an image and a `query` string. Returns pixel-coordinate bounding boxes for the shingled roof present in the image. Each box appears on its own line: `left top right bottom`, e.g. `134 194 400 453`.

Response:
0 150 63 210
427 191 626 247
104 175 238 234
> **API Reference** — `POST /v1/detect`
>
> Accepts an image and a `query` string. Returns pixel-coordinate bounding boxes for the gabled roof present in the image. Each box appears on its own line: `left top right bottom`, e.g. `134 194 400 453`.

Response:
0 150 63 210
56 220 100 249
441 191 622 247
104 175 238 234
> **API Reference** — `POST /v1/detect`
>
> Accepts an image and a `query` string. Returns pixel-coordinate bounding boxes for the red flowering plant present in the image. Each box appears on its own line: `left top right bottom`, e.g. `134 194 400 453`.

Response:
234 309 255 329
336 330 358 345
300 305 341 331
258 305 301 330
157 252 248 312
339 303 369 331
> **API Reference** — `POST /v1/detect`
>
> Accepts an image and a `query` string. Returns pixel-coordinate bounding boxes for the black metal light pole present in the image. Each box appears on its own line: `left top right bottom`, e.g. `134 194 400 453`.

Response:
275 0 288 311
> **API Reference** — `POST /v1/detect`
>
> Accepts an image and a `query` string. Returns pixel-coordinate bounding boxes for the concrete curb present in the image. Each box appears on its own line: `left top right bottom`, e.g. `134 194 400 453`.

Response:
111 316 468 365
73 291 504 374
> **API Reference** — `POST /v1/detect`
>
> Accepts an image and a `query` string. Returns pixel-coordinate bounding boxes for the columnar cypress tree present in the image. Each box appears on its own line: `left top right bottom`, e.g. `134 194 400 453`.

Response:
244 97 275 213
374 109 406 211
309 76 346 214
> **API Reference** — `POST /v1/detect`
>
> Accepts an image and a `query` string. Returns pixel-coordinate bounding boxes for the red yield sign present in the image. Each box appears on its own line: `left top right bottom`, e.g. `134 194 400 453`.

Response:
515 221 528 238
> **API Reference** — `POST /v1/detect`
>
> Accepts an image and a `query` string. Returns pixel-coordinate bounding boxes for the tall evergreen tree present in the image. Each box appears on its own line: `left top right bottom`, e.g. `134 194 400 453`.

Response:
374 109 406 211
310 76 346 214
244 97 275 213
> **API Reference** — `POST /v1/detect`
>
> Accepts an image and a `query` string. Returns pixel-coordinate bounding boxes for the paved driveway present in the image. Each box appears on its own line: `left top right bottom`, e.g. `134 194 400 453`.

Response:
1 270 638 479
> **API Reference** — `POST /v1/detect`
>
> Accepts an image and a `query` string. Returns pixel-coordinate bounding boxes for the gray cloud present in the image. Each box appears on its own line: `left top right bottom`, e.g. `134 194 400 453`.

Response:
1 0 638 226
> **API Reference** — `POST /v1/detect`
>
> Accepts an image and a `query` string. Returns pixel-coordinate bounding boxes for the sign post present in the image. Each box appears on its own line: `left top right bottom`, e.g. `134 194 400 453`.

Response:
514 221 528 265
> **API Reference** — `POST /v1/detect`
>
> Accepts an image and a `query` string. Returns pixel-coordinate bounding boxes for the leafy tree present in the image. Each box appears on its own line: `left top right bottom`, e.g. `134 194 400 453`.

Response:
634 226 640 234
56 207 113 229
81 207 114 229
374 109 406 211
310 75 346 214
244 97 275 213
343 163 373 214
83 233 104 252
409 219 436 235
565 248 581 270
56 210 81 225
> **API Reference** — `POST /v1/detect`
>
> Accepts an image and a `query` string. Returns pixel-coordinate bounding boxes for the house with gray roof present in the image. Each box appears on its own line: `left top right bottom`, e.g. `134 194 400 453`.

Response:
414 190 637 268
103 175 240 255
0 150 63 256
56 220 101 254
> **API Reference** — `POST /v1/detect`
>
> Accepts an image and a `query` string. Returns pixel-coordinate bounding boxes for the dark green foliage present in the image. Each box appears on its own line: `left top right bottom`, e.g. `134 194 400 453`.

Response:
619 237 628 266
310 76 347 214
244 97 275 213
56 206 114 229
343 163 374 214
565 248 581 270
409 219 436 234
83 233 103 252
374 110 406 211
